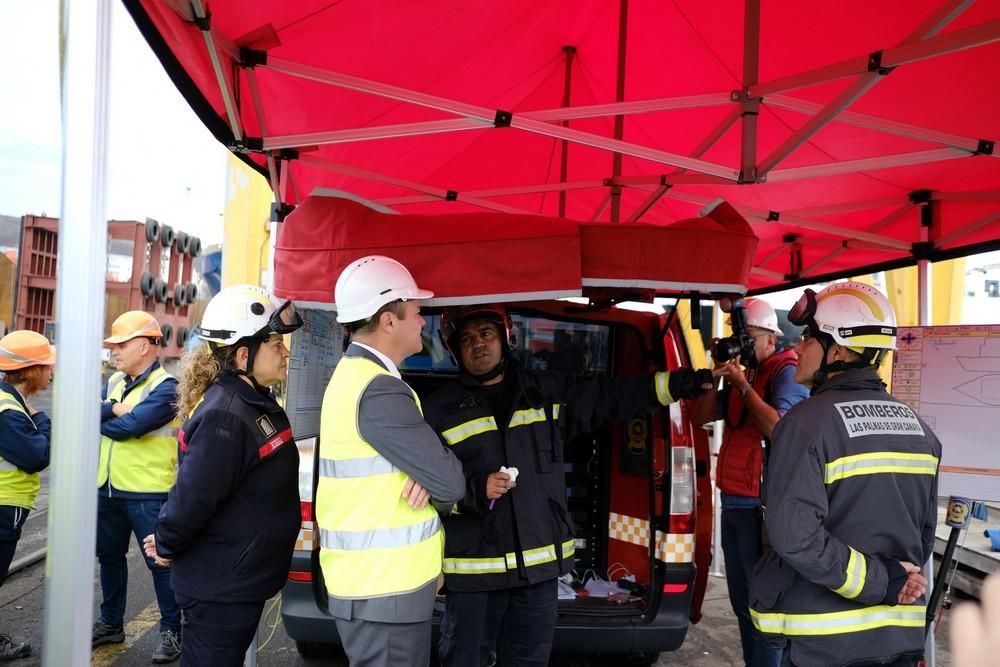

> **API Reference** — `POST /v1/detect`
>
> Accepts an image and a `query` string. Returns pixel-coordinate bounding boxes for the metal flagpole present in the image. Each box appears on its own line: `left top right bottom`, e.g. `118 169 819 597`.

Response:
916 225 935 667
42 0 112 664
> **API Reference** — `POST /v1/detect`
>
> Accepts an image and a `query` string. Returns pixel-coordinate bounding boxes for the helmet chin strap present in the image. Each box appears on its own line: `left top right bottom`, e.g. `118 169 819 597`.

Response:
218 338 270 394
810 337 877 394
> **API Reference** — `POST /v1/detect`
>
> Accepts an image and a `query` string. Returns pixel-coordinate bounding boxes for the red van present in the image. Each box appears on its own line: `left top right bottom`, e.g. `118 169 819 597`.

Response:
279 300 714 663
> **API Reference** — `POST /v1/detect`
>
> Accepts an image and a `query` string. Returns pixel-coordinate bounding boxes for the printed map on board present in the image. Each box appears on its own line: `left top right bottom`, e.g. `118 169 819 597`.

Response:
893 326 1000 501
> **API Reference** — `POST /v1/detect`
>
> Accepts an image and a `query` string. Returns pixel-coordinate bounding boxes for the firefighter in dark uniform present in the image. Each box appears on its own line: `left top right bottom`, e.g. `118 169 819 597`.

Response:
692 298 808 667
423 304 714 667
750 282 941 667
144 285 304 667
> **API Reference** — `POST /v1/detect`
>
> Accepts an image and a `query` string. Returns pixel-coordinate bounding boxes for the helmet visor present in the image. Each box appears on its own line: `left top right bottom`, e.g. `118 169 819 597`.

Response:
264 300 303 336
788 289 817 327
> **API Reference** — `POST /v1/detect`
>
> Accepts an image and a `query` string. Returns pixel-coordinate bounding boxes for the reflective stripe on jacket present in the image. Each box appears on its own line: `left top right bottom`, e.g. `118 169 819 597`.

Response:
424 360 674 593
317 356 443 599
0 389 41 509
717 348 797 497
98 367 180 493
750 367 940 667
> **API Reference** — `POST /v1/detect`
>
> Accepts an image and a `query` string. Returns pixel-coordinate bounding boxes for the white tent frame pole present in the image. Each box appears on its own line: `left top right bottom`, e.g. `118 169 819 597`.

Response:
784 197 911 218
757 0 972 176
265 57 739 180
245 68 282 203
378 180 606 205
42 1 112 664
627 106 741 222
757 76 881 177
262 93 734 151
189 0 243 142
766 148 968 183
660 190 911 250
766 95 989 153
936 210 1000 246
751 266 785 280
800 204 914 276
740 0 761 181
750 16 1000 97
933 191 1000 201
299 154 532 215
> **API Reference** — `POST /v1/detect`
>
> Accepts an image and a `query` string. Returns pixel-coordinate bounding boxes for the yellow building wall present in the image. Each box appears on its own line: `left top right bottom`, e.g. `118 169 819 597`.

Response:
222 154 274 288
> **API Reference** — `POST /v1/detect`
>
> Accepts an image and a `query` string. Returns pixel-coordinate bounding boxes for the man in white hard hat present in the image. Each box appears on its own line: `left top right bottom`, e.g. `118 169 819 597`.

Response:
316 255 466 667
751 281 940 667
692 297 808 667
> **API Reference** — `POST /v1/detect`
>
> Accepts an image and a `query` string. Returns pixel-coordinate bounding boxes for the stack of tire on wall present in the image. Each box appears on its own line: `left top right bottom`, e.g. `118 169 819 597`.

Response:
106 218 202 358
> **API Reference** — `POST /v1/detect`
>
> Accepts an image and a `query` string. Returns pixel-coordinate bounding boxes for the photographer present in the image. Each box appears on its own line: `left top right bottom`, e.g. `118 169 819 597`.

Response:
692 298 807 667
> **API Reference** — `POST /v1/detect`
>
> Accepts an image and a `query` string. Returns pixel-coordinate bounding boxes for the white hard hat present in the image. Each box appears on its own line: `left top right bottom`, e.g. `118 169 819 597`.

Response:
790 281 897 351
726 298 781 334
195 284 302 346
334 255 433 324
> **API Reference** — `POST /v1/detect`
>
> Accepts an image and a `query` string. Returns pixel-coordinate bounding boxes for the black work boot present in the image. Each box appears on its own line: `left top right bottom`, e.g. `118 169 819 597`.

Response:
92 620 125 647
151 628 181 664
0 635 31 661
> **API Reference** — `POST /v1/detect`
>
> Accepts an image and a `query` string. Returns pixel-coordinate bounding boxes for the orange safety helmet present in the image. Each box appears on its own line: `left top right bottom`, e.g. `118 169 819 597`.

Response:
104 311 163 346
0 330 56 371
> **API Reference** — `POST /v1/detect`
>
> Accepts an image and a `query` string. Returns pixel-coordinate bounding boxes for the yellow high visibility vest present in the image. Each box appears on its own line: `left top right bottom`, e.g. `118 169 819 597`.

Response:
0 389 42 509
97 367 180 493
317 356 443 599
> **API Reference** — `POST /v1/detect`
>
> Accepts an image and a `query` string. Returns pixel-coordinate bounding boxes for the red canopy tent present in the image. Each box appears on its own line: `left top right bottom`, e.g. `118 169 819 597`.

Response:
123 0 1000 293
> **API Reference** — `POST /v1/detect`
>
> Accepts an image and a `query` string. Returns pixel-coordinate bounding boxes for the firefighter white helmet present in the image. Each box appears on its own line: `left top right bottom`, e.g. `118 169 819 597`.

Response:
728 298 781 335
334 255 433 324
789 281 897 351
195 284 302 346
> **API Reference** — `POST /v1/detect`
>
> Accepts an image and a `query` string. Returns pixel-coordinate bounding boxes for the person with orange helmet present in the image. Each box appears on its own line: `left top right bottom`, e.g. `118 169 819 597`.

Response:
94 311 183 663
690 297 808 667
0 330 55 661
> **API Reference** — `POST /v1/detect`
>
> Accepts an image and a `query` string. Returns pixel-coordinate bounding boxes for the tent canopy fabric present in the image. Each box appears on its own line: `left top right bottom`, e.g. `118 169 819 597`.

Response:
124 0 1000 292
274 195 757 306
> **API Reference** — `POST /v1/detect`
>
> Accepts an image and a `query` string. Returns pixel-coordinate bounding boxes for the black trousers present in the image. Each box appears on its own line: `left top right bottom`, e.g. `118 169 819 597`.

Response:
0 506 30 587
175 594 265 667
439 578 558 667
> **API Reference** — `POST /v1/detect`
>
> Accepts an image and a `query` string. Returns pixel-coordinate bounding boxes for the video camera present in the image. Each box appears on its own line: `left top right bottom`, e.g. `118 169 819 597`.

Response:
712 297 758 370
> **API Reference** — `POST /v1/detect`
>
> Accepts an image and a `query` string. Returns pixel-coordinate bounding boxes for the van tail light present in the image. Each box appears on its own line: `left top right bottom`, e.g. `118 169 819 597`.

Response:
288 570 313 582
301 500 313 523
669 446 695 533
663 583 689 594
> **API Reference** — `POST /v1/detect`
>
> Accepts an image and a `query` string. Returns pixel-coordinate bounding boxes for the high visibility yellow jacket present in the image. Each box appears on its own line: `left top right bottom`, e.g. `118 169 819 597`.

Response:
0 386 49 509
98 365 180 494
317 354 445 600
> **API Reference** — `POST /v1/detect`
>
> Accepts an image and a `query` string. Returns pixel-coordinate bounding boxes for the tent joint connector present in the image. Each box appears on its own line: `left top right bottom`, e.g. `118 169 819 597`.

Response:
866 50 896 76
782 234 799 243
658 175 673 189
975 139 994 155
270 202 295 223
278 148 299 160
230 137 263 153
445 190 459 201
767 211 780 222
909 189 933 205
494 110 513 127
240 48 268 68
738 168 758 185
911 241 935 260
190 3 211 31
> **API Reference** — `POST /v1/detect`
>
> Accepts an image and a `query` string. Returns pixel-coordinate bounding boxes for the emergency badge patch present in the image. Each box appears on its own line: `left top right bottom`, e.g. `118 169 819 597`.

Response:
256 415 277 437
834 400 925 438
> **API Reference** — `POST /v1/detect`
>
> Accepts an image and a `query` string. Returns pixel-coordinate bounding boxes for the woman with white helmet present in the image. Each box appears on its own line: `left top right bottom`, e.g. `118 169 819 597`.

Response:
143 285 303 666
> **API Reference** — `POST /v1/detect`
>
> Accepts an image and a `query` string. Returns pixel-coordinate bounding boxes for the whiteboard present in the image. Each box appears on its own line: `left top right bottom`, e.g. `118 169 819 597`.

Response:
892 325 1000 501
286 309 343 439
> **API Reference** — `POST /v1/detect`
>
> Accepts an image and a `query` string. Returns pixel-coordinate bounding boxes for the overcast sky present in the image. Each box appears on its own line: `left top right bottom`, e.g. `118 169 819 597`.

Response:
0 0 228 244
